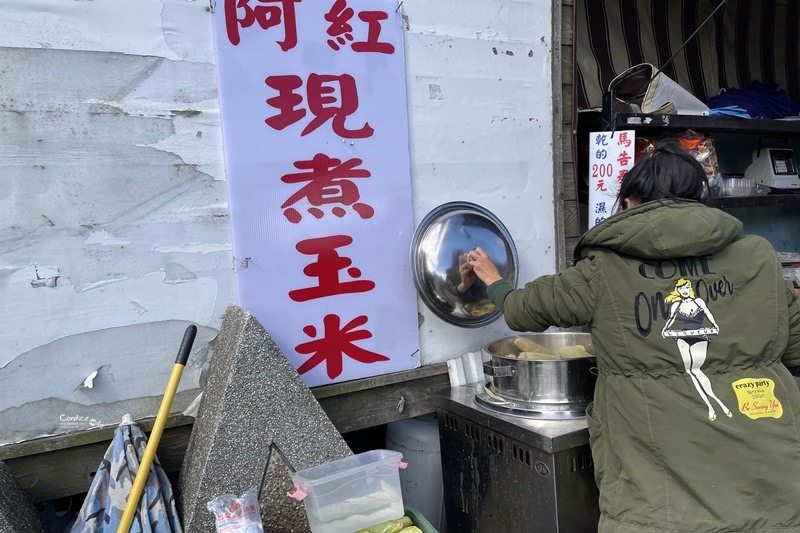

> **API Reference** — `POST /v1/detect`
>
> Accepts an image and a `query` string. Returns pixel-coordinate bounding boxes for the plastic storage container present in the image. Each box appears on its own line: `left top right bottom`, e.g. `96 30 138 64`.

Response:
720 176 755 197
289 449 406 533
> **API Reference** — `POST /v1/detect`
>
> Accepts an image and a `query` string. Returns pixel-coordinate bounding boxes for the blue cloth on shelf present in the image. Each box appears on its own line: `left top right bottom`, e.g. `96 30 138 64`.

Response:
707 106 750 118
706 80 800 119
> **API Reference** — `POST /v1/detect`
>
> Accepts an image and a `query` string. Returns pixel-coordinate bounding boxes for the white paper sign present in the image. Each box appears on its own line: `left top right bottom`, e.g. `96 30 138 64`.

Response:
212 0 420 386
588 130 636 228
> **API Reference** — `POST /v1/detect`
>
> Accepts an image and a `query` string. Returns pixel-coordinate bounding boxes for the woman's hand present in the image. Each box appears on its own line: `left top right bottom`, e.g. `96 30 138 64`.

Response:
467 246 504 286
456 253 477 293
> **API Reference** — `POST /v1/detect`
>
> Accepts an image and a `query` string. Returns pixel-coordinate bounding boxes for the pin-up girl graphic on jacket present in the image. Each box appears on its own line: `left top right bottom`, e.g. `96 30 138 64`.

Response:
662 278 732 421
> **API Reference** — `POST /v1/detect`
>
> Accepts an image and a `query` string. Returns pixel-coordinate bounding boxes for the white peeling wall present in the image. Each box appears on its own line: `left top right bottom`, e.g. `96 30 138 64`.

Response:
404 1 557 359
0 0 557 445
0 0 233 445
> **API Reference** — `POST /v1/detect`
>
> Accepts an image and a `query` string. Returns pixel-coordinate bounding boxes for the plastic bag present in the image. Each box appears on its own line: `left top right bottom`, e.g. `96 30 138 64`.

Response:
207 487 264 532
678 131 723 197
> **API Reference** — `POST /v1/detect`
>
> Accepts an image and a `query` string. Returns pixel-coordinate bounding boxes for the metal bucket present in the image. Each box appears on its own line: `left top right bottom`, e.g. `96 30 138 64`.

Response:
481 332 597 413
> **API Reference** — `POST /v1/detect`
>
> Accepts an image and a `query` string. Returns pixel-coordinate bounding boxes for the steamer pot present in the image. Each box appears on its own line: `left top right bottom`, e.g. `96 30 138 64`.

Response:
482 332 597 413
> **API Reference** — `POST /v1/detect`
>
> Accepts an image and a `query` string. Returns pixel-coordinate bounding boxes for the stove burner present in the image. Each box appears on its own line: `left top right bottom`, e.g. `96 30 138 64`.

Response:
474 382 588 420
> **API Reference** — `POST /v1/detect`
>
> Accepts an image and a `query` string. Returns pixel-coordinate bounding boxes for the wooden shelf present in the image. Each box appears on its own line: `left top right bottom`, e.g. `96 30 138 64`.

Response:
0 363 450 502
576 111 800 211
706 193 800 208
579 111 800 137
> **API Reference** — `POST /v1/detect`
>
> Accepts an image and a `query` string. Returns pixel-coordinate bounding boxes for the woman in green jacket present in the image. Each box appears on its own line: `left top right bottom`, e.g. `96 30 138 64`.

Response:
467 139 800 533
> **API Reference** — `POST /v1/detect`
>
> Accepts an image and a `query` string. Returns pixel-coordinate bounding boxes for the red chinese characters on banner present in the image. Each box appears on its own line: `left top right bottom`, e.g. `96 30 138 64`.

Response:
265 74 374 138
324 0 395 54
288 235 376 302
224 0 300 51
251 2 396 379
296 314 389 378
283 161 387 374
281 153 375 223
617 150 632 167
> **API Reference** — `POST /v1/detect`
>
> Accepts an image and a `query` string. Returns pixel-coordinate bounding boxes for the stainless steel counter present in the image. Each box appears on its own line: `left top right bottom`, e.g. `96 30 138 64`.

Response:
432 384 590 453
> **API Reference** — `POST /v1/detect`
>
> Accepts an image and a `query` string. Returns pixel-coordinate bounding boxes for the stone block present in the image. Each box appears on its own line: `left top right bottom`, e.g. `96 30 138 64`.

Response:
0 461 48 533
177 305 352 532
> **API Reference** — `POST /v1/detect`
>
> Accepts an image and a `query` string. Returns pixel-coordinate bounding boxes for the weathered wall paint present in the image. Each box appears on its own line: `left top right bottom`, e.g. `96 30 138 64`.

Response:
404 0 557 359
0 0 556 445
0 0 233 444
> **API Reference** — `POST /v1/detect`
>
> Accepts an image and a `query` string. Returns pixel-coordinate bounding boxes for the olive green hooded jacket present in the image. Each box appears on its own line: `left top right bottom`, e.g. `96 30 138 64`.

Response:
488 200 800 533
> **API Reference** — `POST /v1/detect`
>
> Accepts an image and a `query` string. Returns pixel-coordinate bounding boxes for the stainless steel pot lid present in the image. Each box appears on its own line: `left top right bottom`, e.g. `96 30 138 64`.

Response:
410 201 518 328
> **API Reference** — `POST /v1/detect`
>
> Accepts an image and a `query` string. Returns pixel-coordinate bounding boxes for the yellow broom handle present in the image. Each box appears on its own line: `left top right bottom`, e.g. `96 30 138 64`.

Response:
117 325 197 533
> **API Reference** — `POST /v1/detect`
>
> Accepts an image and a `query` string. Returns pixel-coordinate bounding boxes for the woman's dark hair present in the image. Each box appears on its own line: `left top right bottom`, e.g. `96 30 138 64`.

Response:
616 137 708 210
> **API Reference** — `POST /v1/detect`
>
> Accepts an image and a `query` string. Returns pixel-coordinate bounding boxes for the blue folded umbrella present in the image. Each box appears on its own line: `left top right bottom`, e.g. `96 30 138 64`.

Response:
70 415 183 533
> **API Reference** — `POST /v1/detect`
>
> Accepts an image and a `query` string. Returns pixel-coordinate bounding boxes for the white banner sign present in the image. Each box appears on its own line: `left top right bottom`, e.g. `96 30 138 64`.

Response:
588 130 636 228
212 0 420 386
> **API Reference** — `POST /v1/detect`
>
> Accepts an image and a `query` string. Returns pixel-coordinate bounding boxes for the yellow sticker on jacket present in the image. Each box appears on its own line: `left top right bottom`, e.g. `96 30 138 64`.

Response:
732 378 783 419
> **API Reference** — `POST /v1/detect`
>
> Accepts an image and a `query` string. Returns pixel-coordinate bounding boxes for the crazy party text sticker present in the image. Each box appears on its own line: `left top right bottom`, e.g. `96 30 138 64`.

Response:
732 378 783 420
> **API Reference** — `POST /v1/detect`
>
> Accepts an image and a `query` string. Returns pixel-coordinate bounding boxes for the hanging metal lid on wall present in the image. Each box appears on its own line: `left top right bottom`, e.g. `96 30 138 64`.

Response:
410 201 519 328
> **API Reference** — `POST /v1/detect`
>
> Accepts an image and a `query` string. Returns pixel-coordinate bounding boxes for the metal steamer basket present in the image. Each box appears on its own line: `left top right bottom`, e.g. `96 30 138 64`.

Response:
477 332 597 419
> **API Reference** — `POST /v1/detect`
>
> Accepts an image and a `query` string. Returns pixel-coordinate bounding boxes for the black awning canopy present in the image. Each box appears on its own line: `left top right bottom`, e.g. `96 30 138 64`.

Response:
575 0 800 111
